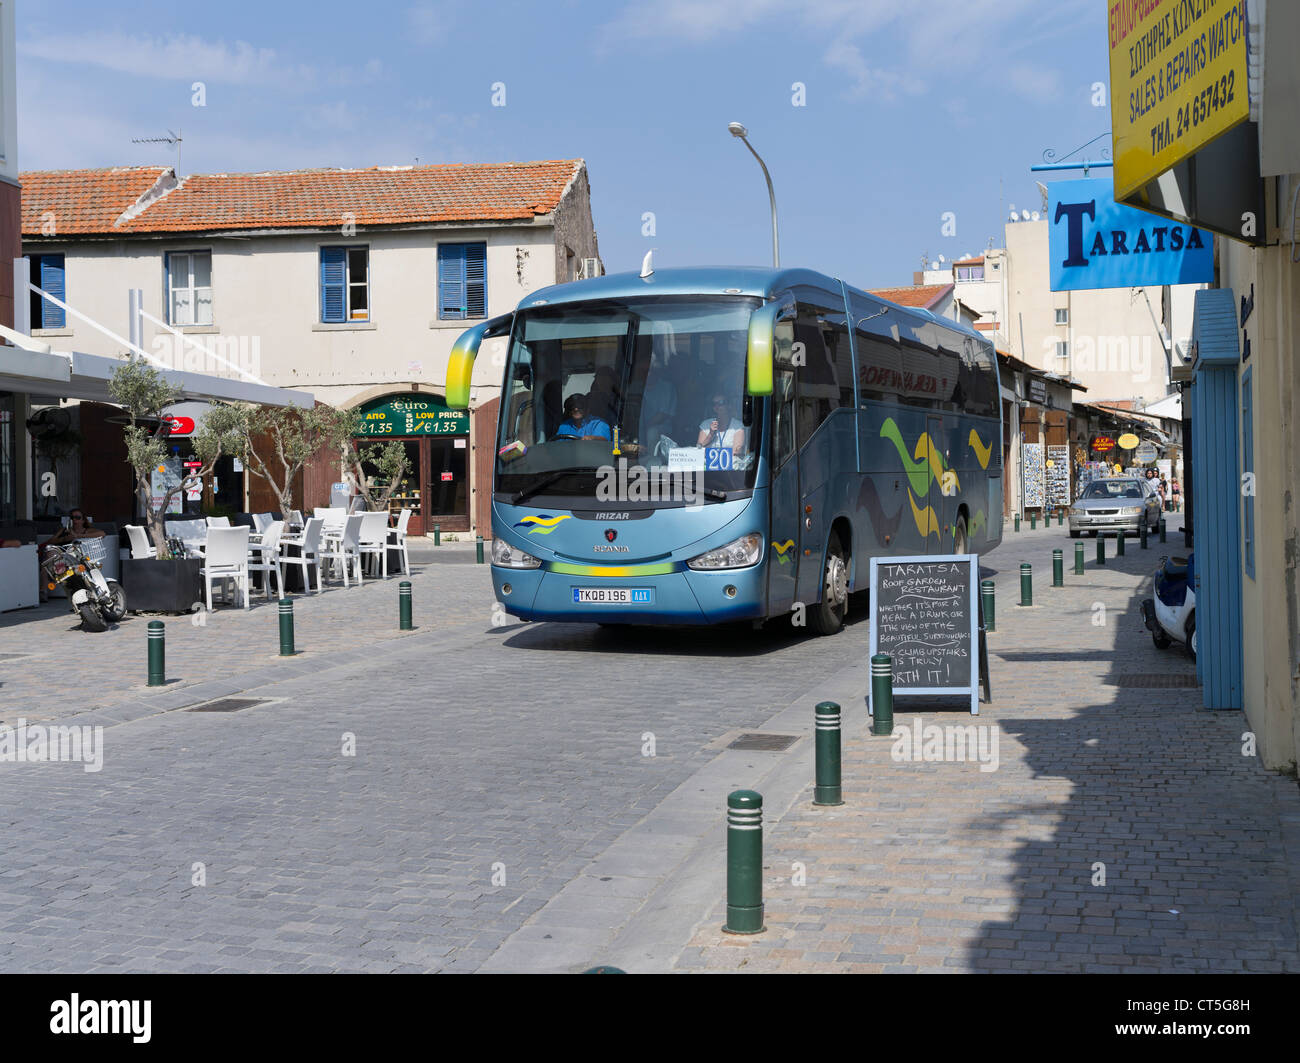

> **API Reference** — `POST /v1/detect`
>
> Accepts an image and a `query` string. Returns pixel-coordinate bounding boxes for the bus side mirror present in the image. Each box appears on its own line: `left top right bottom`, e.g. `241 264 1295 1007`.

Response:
746 297 793 397
445 313 514 409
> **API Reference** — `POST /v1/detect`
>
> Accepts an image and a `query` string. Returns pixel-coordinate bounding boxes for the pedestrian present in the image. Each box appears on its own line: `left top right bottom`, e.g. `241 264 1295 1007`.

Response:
1157 476 1168 510
1171 479 1181 511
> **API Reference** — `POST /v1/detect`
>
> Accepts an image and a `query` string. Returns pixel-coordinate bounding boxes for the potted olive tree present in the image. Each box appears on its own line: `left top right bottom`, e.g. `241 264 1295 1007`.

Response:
231 403 354 516
109 357 242 612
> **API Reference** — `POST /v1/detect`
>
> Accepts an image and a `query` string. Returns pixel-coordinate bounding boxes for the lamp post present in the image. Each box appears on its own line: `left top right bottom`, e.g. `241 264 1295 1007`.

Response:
728 122 780 268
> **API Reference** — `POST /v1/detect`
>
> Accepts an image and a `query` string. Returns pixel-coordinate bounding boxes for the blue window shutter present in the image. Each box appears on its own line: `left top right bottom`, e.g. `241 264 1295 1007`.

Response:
40 255 66 329
465 243 486 318
439 244 466 320
320 247 346 323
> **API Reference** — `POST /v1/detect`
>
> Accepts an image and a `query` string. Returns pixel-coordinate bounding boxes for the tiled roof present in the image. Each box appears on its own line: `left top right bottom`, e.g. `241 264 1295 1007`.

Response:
21 160 583 236
20 166 173 235
868 283 953 309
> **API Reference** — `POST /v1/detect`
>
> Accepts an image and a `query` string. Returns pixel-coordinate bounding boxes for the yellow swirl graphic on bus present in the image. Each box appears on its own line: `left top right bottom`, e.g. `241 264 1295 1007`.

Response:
772 538 795 565
908 492 942 539
513 514 572 535
968 429 992 469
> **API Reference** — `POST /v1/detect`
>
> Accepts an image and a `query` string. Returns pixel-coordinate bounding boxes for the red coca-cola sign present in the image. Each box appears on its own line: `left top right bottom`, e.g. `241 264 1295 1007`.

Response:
166 416 196 436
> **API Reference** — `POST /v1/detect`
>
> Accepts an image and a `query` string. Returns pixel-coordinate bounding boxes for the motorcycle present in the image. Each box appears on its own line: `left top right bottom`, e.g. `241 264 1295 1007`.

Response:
1140 553 1195 660
41 540 127 632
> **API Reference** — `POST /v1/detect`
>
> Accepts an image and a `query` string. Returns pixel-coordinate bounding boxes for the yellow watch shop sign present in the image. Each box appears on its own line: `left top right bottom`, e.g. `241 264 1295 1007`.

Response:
1108 0 1249 201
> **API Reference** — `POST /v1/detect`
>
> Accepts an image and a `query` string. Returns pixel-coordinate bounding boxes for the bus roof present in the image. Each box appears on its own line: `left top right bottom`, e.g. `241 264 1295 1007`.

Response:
519 266 988 345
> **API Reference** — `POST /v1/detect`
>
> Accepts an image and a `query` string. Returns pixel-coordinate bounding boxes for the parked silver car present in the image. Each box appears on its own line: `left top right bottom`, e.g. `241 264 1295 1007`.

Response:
1068 478 1162 538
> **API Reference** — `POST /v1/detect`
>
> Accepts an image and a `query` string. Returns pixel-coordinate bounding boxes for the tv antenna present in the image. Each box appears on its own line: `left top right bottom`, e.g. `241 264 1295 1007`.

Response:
132 128 184 175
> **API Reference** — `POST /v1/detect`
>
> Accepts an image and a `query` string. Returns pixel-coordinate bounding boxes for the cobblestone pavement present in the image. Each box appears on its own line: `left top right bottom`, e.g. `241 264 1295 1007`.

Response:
675 516 1300 973
1 518 1297 973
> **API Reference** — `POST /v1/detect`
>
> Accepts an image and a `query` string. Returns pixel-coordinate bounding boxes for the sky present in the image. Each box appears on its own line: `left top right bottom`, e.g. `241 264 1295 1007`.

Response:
17 0 1109 288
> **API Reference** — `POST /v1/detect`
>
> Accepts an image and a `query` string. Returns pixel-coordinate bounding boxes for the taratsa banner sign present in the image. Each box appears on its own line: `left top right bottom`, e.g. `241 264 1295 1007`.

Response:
1108 0 1250 200
1049 177 1214 291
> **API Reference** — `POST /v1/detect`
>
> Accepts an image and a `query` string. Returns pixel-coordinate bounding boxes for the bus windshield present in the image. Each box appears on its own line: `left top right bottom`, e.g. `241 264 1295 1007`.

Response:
495 295 763 502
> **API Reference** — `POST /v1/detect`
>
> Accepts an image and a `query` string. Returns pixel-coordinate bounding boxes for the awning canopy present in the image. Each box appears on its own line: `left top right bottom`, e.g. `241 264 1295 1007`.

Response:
0 346 314 409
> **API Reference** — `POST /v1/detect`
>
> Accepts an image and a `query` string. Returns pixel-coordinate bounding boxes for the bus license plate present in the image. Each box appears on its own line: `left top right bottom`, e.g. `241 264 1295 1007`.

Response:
573 588 651 604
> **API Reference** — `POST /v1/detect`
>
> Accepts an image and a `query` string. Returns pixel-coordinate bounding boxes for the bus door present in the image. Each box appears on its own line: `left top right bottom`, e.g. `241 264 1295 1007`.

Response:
767 364 800 615
925 413 947 552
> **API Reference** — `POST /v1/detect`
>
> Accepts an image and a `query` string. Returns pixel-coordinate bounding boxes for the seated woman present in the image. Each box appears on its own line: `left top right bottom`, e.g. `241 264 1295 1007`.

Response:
697 395 746 459
44 510 107 546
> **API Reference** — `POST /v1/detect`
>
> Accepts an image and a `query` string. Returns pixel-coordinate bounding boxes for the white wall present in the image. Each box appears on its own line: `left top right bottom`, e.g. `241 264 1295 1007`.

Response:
0 1 16 185
28 223 559 408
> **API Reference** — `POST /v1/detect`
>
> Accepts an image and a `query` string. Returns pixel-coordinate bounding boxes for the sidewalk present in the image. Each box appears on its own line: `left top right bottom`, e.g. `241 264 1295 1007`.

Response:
659 517 1300 972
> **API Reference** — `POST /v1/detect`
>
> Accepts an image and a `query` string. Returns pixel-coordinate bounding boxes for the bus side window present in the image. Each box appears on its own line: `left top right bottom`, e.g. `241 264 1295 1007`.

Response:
792 301 847 445
771 367 796 470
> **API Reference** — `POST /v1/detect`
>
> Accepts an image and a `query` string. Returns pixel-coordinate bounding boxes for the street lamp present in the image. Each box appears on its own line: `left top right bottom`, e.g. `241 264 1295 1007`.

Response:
728 122 780 268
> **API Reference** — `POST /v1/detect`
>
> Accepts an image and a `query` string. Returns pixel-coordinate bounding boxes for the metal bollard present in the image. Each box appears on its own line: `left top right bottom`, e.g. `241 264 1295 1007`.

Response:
1059 509 1065 527
476 536 485 564
1020 563 1033 606
981 578 996 633
147 620 165 687
1052 549 1063 587
724 790 765 934
1159 518 1166 543
1074 541 1085 575
433 523 441 547
399 580 413 630
1116 530 1126 556
278 598 295 656
1030 513 1037 530
1140 519 1149 549
870 654 894 736
1014 514 1021 532
1096 536 1106 565
813 702 844 806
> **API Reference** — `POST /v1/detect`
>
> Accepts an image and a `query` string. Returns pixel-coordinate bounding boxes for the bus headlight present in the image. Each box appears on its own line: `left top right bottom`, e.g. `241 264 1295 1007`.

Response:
491 539 542 569
687 532 763 571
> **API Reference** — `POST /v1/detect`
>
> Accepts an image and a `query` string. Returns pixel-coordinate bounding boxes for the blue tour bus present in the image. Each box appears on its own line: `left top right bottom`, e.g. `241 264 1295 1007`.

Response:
445 266 1003 634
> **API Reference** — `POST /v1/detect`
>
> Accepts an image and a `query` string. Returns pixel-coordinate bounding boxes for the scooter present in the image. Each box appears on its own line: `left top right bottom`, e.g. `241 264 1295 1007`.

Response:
41 541 127 632
1141 553 1195 660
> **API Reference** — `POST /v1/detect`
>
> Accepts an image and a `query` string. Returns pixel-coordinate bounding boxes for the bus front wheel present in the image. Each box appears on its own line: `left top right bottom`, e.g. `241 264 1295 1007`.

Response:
808 533 849 636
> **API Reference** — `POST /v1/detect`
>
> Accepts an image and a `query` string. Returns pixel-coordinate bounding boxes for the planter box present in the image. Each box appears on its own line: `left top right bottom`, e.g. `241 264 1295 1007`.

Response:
121 558 204 614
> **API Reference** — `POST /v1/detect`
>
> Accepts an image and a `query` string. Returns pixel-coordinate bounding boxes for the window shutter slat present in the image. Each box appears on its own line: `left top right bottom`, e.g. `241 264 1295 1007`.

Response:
320 247 346 323
439 244 466 320
465 243 486 318
40 255 66 329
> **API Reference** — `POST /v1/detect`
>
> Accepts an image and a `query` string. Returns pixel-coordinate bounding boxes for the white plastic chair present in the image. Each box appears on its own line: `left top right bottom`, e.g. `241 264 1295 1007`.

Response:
387 508 412 575
206 516 231 529
248 521 286 599
320 514 364 587
200 526 251 610
357 512 390 579
124 524 156 559
252 512 274 534
279 518 325 594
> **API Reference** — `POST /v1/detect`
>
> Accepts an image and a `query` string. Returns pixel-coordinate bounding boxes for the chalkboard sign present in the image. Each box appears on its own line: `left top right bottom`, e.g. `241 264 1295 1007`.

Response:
869 554 981 715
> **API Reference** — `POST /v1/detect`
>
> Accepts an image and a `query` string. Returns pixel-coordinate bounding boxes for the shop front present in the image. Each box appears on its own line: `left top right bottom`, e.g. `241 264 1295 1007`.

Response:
352 394 471 535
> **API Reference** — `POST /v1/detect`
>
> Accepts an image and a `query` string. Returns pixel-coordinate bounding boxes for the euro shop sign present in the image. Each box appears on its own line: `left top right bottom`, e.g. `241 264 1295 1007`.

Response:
1049 177 1213 292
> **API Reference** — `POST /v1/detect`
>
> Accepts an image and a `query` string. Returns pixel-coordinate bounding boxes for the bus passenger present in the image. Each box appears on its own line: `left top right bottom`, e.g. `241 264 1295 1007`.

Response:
698 395 745 459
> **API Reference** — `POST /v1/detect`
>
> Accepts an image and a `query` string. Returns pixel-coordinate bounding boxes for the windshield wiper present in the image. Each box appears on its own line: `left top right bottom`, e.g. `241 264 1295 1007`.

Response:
510 468 592 506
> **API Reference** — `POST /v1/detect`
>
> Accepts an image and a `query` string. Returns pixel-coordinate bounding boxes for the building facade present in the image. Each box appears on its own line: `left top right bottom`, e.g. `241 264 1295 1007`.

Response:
20 160 601 535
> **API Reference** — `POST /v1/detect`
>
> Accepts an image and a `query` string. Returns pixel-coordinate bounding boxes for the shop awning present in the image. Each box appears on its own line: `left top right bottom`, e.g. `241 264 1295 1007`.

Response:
0 346 313 409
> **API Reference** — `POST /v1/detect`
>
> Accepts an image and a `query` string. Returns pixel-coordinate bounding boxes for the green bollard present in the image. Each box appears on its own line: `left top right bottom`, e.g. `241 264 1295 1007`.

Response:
981 578 996 633
1058 509 1065 527
813 702 844 807
1116 529 1126 556
1052 549 1064 587
1030 513 1037 530
1140 519 1149 549
1014 514 1020 532
1159 518 1166 543
1096 536 1106 565
278 598 295 656
1074 541 1085 575
476 536 485 564
399 580 413 630
870 654 894 736
434 523 441 547
147 620 165 687
1020 563 1033 606
724 790 765 934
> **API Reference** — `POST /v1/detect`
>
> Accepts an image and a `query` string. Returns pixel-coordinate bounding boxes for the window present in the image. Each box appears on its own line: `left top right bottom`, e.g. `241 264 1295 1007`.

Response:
1056 340 1069 359
792 299 850 444
1055 308 1069 325
28 253 65 329
438 242 487 320
167 251 213 326
320 246 370 323
1243 367 1254 579
956 265 984 281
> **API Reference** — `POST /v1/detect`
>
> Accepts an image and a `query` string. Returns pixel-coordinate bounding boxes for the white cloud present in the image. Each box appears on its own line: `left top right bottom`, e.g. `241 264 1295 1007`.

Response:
407 3 457 46
822 39 923 102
